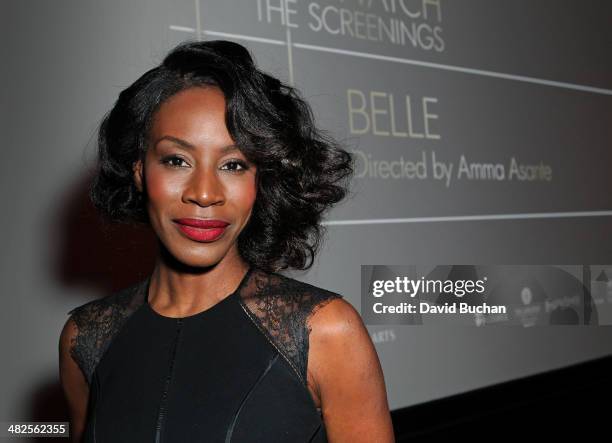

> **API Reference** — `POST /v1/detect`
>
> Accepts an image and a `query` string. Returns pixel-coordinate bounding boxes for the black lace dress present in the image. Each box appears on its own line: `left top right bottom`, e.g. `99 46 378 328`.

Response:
67 266 342 443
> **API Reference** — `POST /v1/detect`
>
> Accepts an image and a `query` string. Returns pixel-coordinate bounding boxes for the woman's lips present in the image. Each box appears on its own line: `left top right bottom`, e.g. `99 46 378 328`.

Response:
173 218 229 242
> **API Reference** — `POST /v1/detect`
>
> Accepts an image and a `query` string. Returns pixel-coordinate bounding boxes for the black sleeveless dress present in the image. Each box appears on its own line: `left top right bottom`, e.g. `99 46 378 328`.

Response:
67 266 343 442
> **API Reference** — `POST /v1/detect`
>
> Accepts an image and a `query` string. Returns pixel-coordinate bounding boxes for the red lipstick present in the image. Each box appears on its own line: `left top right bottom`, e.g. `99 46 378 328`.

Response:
173 218 230 242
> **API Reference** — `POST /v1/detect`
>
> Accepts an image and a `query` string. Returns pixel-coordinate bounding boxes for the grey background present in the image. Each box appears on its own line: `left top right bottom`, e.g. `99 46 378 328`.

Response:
2 0 612 428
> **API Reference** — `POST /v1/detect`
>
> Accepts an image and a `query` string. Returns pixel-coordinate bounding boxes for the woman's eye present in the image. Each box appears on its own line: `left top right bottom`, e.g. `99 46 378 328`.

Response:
161 157 248 171
161 156 188 168
221 160 248 172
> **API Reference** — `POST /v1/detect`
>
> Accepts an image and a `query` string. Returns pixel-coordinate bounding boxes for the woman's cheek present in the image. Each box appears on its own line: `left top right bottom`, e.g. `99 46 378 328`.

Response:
147 169 184 204
244 182 257 206
237 178 257 210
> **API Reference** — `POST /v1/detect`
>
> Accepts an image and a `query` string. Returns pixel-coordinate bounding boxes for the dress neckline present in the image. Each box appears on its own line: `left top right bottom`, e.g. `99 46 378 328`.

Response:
143 266 252 321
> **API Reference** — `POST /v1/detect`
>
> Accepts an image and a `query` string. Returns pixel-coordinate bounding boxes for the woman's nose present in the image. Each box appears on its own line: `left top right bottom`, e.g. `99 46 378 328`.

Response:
183 166 224 207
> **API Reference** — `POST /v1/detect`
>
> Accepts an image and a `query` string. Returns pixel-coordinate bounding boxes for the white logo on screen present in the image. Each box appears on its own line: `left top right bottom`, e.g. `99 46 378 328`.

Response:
521 287 533 305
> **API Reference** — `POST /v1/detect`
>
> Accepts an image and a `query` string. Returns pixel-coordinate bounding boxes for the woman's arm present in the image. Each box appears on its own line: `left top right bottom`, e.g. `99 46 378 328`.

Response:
58 317 89 443
308 298 395 443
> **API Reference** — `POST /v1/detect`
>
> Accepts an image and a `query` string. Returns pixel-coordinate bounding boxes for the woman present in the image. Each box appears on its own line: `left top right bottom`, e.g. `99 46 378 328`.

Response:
59 39 394 443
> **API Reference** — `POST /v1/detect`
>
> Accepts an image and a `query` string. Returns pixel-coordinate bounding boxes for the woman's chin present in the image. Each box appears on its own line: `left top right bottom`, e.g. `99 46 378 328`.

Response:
157 242 228 271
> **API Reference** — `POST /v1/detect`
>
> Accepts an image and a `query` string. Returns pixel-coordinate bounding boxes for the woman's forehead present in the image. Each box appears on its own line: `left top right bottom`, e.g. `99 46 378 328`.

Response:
150 86 234 148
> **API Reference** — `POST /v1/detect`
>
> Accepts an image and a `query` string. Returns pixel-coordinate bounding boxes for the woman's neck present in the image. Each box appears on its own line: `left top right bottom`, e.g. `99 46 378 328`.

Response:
146 251 250 318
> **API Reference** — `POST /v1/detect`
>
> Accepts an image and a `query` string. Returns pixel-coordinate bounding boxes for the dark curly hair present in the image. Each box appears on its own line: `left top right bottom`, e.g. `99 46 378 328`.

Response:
90 39 354 273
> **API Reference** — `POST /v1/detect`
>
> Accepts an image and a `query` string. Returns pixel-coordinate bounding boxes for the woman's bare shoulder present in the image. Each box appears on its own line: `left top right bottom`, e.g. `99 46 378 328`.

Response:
306 295 395 441
307 296 364 337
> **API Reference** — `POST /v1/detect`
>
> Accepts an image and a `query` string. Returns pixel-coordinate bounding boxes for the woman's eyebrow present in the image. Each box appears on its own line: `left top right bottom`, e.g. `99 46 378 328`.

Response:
155 135 195 149
154 135 239 153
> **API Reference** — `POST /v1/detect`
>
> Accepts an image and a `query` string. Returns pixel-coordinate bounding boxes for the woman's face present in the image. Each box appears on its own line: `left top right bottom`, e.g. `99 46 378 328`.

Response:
133 86 257 269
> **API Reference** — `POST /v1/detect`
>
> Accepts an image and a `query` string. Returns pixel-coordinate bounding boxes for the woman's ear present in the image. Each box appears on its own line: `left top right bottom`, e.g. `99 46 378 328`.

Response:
133 159 144 193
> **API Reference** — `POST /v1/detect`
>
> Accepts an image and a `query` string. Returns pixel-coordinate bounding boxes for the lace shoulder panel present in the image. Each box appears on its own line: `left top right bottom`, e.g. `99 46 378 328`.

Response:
66 280 147 385
238 268 344 386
